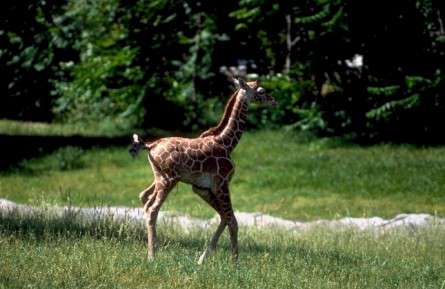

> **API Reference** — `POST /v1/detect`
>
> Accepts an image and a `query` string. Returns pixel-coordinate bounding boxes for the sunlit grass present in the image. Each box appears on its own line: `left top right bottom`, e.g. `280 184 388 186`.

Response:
0 212 444 289
1 130 445 220
0 119 132 137
1 130 444 288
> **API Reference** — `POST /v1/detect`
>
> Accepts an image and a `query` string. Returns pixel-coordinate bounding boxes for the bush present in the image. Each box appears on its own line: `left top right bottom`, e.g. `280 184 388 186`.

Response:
53 147 85 171
51 0 145 127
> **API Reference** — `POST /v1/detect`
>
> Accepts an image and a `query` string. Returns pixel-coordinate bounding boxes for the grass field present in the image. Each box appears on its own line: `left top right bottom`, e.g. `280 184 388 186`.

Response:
1 130 444 220
0 212 444 289
1 127 445 289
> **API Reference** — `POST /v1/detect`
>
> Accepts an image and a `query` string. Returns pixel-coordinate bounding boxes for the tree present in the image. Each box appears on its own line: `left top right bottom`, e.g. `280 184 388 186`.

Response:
0 0 63 121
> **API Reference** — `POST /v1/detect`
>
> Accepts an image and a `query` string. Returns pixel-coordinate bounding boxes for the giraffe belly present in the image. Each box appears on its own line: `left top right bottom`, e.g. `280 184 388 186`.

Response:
180 172 213 189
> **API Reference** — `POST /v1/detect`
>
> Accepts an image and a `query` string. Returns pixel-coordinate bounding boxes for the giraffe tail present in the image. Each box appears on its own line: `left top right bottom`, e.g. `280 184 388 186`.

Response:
129 133 151 157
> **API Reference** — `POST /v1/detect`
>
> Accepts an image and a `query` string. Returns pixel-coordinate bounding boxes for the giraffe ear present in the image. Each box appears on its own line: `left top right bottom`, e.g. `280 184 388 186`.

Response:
232 77 240 88
232 77 249 90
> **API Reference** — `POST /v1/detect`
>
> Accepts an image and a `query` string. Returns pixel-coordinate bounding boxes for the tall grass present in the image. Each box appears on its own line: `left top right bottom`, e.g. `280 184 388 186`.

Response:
0 211 444 289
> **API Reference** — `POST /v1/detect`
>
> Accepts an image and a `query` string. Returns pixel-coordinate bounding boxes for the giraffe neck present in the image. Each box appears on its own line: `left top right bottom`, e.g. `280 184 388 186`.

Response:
216 90 249 153
200 89 239 137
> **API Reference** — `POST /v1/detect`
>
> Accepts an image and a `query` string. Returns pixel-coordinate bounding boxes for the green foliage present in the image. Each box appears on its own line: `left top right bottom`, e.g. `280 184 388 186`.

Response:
51 0 144 126
364 72 444 140
247 75 299 127
292 103 327 133
247 74 319 128
1 0 444 142
48 0 233 130
168 12 220 130
0 0 62 121
262 75 302 117
295 4 331 25
367 85 400 97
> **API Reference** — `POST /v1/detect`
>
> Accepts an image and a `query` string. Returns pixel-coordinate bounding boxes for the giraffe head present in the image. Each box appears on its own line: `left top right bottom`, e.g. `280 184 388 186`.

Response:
233 78 277 106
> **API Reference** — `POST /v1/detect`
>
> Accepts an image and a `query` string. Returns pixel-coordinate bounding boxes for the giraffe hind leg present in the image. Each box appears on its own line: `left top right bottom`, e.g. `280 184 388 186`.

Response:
145 178 177 260
192 185 220 212
192 185 227 264
139 183 155 205
217 183 238 263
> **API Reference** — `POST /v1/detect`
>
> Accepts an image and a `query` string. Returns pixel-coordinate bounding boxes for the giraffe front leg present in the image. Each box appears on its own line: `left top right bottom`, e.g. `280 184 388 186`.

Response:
146 216 156 260
193 185 227 264
219 184 239 263
198 219 226 264
227 212 239 262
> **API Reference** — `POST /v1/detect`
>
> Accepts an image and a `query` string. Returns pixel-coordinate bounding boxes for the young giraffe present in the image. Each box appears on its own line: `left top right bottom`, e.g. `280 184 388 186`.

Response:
130 78 276 263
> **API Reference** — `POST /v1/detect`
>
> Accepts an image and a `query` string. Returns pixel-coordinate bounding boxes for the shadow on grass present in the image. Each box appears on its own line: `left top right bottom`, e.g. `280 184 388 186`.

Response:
0 134 134 170
0 210 368 267
0 212 143 241
0 128 197 171
0 212 207 252
0 211 309 257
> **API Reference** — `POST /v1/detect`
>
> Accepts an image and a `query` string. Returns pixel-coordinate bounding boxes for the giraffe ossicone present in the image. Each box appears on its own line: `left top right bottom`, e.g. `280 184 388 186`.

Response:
132 78 276 263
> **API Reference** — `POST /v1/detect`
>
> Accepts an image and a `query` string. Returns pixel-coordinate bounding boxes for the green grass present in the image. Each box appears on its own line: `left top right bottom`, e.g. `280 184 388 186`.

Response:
0 213 444 289
0 119 181 138
1 129 444 289
1 130 445 220
0 119 133 137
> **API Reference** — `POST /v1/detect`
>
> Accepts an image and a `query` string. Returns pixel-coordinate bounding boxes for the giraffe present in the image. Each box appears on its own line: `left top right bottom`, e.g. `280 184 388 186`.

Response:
130 77 276 263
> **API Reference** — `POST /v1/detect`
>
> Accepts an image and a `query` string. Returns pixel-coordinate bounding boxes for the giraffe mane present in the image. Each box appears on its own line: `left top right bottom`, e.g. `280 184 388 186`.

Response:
199 89 240 137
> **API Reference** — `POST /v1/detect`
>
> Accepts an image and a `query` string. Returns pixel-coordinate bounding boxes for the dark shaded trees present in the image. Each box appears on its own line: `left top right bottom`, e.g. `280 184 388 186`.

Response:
1 0 443 142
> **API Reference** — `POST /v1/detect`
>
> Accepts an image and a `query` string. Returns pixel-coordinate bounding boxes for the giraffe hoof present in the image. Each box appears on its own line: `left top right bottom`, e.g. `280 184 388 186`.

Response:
197 252 207 265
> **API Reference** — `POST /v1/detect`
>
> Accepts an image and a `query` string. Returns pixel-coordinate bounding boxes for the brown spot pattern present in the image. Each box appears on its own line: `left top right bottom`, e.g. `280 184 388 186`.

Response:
202 157 217 172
